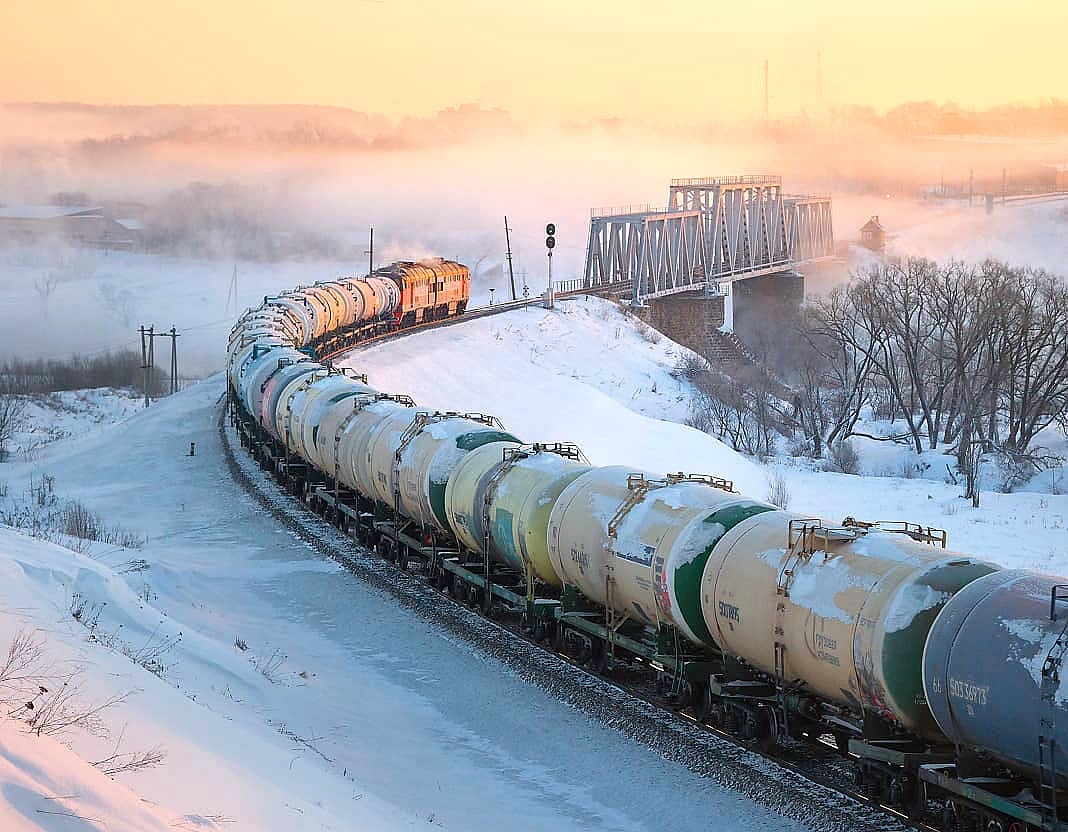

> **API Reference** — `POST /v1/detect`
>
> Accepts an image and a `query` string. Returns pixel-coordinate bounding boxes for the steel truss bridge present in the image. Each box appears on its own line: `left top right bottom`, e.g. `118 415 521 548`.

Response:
582 176 833 303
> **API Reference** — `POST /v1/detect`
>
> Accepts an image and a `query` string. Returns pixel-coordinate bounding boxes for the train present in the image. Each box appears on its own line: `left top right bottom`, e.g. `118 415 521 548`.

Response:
226 258 1068 832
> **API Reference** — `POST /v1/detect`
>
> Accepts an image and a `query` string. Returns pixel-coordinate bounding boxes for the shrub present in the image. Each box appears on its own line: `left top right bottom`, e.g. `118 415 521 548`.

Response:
766 469 791 509
827 439 860 474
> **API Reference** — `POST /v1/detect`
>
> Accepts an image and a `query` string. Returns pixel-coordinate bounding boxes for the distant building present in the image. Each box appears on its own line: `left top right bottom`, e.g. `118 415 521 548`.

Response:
859 216 887 253
0 205 141 250
1052 164 1068 192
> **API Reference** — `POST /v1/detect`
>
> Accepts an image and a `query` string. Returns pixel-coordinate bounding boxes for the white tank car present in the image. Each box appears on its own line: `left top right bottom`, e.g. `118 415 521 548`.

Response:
291 374 376 466
698 513 996 737
241 348 308 428
342 403 430 504
446 444 589 584
265 296 317 345
276 369 330 452
394 415 520 531
261 363 319 440
365 276 400 318
311 390 383 477
312 282 354 330
546 466 743 633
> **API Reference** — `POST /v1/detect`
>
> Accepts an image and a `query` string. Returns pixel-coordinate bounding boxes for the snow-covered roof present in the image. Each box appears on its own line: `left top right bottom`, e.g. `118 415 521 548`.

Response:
0 204 102 220
115 217 144 230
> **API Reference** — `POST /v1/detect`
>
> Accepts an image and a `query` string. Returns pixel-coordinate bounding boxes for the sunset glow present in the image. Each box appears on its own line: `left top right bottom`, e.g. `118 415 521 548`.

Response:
2 0 1064 122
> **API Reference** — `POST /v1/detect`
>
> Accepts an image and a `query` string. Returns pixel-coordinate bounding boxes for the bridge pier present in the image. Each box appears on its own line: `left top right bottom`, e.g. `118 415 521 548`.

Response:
731 270 804 358
632 269 804 365
632 292 725 357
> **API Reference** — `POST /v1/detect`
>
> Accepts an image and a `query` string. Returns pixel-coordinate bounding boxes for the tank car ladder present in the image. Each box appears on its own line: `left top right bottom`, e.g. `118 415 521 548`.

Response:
604 473 735 661
1039 584 1068 827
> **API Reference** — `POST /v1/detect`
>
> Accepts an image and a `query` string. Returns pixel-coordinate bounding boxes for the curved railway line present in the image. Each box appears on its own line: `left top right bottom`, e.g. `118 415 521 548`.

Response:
222 287 923 831
218 393 915 832
226 260 1068 832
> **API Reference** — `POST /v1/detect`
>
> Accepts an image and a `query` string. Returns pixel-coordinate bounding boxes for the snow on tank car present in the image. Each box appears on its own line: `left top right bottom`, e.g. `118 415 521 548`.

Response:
546 467 745 634
699 515 997 737
392 413 519 531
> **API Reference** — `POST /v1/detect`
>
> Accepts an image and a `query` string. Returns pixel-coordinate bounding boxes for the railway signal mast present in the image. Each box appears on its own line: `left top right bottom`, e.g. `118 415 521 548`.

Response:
545 222 556 309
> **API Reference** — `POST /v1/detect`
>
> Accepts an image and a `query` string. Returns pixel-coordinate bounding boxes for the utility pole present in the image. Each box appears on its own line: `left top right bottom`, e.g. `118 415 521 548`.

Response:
139 325 154 408
365 227 374 275
504 216 517 301
225 264 238 316
139 325 180 404
164 327 180 394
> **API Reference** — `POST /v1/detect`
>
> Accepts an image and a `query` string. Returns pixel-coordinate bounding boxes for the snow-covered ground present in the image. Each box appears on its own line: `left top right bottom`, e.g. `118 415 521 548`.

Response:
0 374 804 831
3 388 143 460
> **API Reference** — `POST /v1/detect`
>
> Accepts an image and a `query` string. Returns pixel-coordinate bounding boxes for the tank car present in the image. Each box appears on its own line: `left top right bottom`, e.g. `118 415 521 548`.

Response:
445 443 589 583
546 467 743 634
924 570 1068 786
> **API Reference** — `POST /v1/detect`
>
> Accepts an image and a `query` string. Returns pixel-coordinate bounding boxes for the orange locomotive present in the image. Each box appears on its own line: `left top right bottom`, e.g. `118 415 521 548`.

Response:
373 259 470 327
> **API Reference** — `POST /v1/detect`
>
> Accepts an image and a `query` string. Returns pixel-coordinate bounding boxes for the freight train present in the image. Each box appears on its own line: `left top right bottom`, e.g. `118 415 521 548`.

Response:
227 258 1068 832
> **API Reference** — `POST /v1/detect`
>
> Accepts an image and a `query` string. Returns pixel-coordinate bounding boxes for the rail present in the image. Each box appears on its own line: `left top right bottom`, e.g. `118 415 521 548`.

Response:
670 175 781 187
591 203 656 218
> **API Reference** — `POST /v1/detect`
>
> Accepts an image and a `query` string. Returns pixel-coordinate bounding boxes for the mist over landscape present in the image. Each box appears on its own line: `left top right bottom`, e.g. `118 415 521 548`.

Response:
1 100 1066 373
4 3 1068 832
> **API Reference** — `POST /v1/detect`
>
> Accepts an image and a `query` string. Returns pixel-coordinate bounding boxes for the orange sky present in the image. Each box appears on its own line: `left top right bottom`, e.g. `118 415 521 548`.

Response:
1 1 1064 123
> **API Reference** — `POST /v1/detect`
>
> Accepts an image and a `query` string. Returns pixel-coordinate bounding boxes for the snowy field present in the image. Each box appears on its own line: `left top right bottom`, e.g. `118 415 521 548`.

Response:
0 373 807 831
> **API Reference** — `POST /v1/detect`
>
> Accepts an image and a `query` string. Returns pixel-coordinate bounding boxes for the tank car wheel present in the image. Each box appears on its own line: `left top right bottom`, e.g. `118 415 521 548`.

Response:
434 568 450 591
480 589 494 617
530 618 546 642
655 673 672 700
381 539 397 563
984 819 1004 832
466 584 481 607
593 646 612 676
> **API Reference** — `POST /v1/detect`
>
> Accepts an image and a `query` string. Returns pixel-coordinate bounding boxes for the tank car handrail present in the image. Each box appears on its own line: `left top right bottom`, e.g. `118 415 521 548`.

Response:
664 472 736 493
843 518 947 548
1050 585 1068 622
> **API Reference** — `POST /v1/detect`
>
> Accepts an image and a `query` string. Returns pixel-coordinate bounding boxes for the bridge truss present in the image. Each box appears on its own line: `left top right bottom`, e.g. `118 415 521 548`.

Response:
583 176 833 303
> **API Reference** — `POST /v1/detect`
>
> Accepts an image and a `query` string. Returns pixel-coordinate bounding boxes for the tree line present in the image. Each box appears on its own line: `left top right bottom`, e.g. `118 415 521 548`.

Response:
687 258 1068 499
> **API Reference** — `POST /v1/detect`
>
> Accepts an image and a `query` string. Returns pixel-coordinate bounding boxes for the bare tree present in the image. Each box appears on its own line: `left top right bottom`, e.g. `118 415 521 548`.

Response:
0 394 28 460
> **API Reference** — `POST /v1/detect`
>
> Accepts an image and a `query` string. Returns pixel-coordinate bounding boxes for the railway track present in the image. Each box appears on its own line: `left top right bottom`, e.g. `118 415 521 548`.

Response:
316 284 619 362
218 359 924 832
